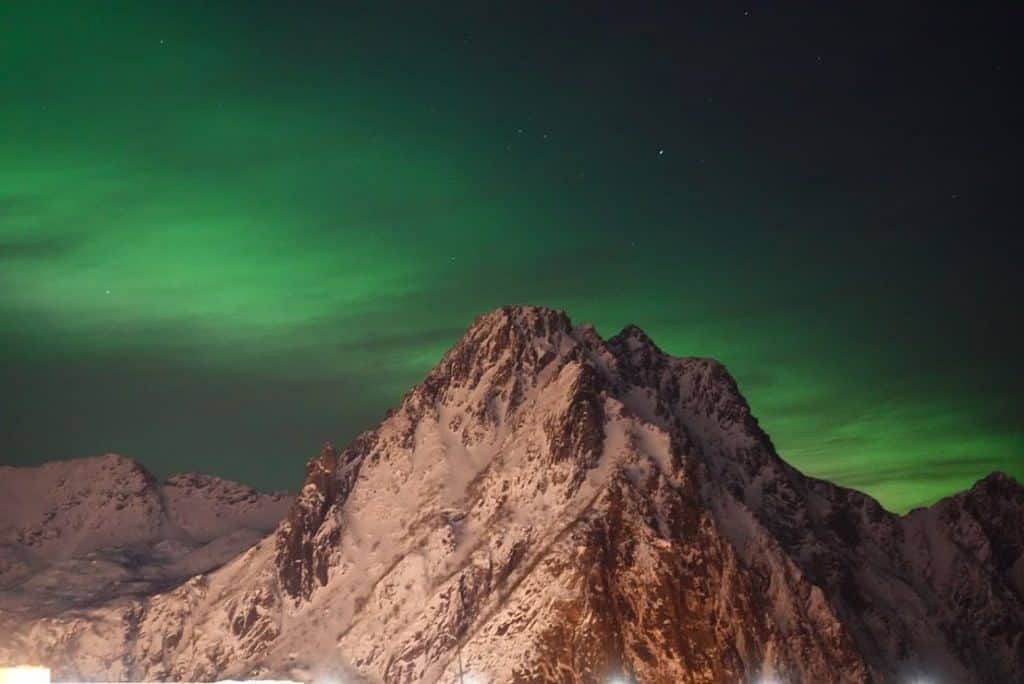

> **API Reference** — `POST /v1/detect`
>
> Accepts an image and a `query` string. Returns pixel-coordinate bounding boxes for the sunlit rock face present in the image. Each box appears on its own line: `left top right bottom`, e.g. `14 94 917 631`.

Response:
2 306 1023 683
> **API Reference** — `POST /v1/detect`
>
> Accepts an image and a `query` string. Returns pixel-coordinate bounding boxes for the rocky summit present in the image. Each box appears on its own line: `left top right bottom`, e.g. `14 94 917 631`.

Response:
1 306 1021 683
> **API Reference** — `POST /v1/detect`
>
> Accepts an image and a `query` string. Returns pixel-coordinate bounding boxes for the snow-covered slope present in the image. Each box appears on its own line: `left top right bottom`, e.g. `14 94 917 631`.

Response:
0 454 292 616
1 306 1021 683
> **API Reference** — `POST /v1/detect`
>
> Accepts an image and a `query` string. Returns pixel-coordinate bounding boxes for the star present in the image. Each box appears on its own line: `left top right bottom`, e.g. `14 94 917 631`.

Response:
105 290 111 295
658 149 665 156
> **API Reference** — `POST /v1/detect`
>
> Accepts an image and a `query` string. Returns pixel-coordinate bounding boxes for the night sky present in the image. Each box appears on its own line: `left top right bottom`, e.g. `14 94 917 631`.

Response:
2 2 1020 512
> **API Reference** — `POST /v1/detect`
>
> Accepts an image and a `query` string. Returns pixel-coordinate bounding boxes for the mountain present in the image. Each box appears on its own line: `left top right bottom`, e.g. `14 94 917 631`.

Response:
0 454 292 615
1 306 1021 683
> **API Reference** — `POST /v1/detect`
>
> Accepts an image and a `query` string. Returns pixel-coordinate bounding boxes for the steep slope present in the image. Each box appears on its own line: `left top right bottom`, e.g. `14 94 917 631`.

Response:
1 306 1021 683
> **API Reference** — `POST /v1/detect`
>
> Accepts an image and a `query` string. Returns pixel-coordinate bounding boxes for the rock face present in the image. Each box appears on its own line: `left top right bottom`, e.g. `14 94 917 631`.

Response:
1 306 1022 683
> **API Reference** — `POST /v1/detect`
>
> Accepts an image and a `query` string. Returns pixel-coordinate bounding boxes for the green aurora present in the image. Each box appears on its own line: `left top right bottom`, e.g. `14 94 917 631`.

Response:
2 2 1020 512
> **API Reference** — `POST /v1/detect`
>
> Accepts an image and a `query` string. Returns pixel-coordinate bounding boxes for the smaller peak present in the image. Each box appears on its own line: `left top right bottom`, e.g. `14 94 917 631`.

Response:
608 322 662 354
970 471 1023 496
164 471 287 497
17 453 158 486
97 451 135 463
164 471 232 488
615 323 651 341
91 452 152 474
70 453 161 492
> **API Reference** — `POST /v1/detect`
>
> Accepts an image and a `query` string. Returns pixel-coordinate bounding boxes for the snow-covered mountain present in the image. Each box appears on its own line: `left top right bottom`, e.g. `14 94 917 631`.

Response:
0 454 292 615
1 306 1021 683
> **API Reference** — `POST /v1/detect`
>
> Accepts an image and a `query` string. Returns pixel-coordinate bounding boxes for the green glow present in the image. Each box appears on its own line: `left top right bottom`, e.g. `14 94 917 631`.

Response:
2 2 1020 512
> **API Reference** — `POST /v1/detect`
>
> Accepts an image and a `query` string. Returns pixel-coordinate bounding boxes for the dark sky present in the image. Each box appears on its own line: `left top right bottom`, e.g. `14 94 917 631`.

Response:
1 1 1020 511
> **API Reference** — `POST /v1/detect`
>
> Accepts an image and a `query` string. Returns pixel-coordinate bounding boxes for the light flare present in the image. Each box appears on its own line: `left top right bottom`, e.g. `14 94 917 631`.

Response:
0 667 50 684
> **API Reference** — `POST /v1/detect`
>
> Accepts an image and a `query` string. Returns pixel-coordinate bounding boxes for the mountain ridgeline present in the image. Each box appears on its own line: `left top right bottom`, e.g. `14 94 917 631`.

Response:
1 306 1021 683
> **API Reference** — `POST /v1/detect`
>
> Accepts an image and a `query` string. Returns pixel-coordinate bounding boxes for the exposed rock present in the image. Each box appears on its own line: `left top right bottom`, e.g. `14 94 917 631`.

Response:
1 306 1021 683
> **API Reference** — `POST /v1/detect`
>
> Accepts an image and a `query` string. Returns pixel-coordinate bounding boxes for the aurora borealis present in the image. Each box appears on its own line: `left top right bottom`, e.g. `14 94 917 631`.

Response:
2 2 1020 512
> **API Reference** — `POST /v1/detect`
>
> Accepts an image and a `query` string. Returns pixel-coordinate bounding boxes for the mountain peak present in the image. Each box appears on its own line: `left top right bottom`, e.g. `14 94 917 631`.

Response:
418 305 577 408
0 456 292 582
608 322 659 351
464 305 574 344
5 308 1023 683
411 305 760 448
971 470 1022 494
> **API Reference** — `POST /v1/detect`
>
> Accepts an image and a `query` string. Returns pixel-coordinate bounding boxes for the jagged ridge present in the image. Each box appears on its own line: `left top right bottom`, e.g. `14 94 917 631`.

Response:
1 306 1021 684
